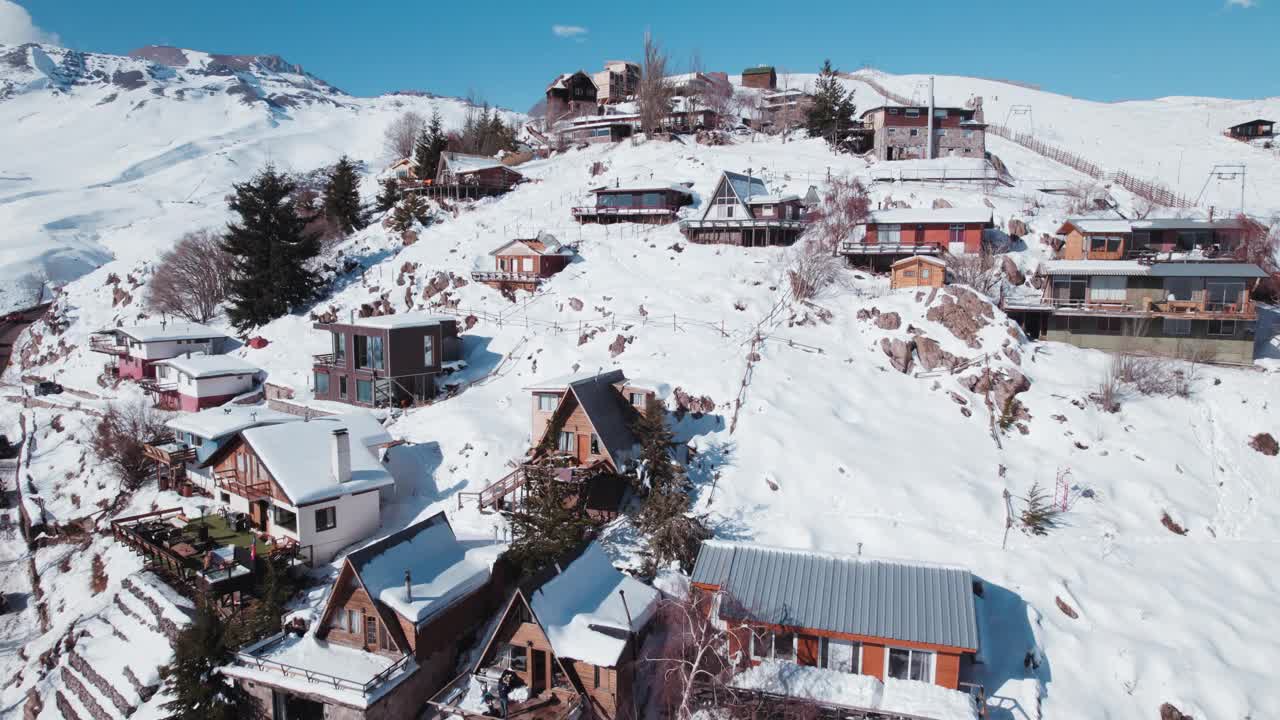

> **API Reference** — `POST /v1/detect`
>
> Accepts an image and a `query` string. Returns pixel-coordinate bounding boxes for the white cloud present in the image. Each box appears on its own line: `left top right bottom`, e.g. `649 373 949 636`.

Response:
1226 0 1256 8
551 24 588 39
0 0 60 46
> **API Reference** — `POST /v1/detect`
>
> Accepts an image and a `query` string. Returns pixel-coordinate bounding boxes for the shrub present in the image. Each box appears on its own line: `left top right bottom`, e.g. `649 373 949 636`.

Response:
1019 481 1062 536
947 247 1000 295
786 237 846 302
92 399 169 489
146 230 235 323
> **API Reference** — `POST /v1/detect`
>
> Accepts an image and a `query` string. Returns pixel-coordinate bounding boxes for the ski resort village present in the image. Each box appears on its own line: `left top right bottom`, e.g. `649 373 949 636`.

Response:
1 5 1280 720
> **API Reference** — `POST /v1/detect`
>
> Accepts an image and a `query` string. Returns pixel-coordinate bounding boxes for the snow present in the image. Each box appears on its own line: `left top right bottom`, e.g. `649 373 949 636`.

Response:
154 352 260 378
223 632 417 708
443 152 508 174
165 404 299 440
1059 219 1135 234
345 311 457 329
241 414 395 505
731 661 977 720
866 208 994 225
111 322 228 343
357 521 503 625
529 544 659 667
1041 259 1150 275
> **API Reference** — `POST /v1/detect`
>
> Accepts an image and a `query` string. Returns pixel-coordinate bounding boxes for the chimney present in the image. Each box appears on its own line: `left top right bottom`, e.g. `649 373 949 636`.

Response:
331 428 351 483
926 76 935 160
405 569 412 601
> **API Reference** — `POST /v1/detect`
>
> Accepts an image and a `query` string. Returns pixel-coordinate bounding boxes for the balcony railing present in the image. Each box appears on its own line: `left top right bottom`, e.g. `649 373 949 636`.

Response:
680 218 808 230
143 437 197 466
571 206 677 217
90 335 128 356
234 634 415 696
838 241 946 256
215 469 273 500
471 270 546 285
1040 296 1256 319
139 378 178 394
312 353 347 368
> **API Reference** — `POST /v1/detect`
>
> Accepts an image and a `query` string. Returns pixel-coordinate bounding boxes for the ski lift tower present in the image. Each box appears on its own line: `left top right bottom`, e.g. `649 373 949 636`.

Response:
1195 164 1246 215
1004 105 1033 136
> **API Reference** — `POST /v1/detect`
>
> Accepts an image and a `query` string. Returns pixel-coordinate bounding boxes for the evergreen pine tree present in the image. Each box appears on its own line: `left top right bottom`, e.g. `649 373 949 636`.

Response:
375 177 401 214
412 126 434 180
426 110 449 169
162 607 257 720
323 155 366 235
222 165 322 332
390 191 431 232
630 399 710 573
806 59 856 148
245 557 289 642
507 464 590 577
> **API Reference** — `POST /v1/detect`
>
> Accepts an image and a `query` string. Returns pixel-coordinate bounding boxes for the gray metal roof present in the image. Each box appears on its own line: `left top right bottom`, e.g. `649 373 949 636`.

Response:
691 541 979 651
1149 262 1268 278
723 170 769 203
1043 260 1268 279
568 371 639 464
1131 218 1246 231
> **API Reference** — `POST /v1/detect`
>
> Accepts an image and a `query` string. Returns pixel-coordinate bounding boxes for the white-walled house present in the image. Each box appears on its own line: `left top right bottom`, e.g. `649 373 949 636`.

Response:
147 406 301 493
89 322 231 380
206 413 396 564
147 353 264 411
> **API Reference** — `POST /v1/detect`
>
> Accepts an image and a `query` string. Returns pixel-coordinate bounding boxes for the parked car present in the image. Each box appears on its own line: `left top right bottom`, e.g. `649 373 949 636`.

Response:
33 381 63 396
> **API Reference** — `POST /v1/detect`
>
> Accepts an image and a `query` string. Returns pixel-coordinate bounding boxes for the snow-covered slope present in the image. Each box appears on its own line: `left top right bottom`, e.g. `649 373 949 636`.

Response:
3 55 1280 720
0 43 520 314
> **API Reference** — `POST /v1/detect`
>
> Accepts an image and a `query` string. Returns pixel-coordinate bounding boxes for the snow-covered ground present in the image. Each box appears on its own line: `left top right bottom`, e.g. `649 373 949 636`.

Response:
2 45 1280 720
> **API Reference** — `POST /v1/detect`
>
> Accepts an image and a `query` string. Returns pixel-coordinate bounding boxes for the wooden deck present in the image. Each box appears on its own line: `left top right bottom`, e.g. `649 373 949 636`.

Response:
426 671 582 720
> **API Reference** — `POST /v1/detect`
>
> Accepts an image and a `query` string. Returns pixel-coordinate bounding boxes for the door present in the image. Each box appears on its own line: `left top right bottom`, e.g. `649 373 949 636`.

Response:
250 500 269 531
577 434 591 464
531 649 547 695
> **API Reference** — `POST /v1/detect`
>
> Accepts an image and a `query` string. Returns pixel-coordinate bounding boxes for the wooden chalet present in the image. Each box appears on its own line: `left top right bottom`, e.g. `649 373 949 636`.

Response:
460 370 660 520
144 405 299 495
313 313 463 408
572 182 694 225
679 170 808 247
1056 217 1250 261
432 152 524 197
839 208 993 270
546 71 598 124
890 255 947 290
593 60 640 105
741 65 777 90
428 543 658 720
225 512 508 720
1225 118 1274 141
203 412 396 563
691 542 985 718
1005 259 1267 364
89 322 231 380
556 114 636 145
472 236 576 292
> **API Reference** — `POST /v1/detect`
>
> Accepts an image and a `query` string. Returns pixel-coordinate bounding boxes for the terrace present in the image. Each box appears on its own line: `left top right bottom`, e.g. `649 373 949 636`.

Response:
89 333 128 355
224 632 417 710
427 670 582 720
111 508 311 596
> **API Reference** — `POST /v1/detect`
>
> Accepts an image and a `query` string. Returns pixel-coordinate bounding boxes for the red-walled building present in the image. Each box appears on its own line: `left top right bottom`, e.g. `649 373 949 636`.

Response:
472 236 576 292
839 208 993 270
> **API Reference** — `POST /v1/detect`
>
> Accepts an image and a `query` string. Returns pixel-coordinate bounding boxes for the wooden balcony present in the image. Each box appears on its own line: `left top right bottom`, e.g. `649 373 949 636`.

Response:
143 437 197 467
89 335 128 356
1044 296 1256 320
312 352 346 368
215 469 273 500
571 206 677 219
139 377 177 394
838 240 945 256
471 270 546 285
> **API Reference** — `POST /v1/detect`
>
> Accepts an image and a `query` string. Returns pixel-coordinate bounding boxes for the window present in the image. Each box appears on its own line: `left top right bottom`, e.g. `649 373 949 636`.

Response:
887 128 896 135
507 644 528 672
354 335 384 370
346 609 361 634
558 431 575 453
590 434 600 455
964 129 975 138
315 372 330 396
949 224 965 246
750 630 795 660
905 108 920 117
1163 318 1192 336
750 630 771 659
820 638 861 673
629 392 647 408
273 506 297 532
538 393 559 412
889 108 900 115
1208 319 1236 337
1205 280 1246 311
356 379 373 404
593 666 601 689
1067 315 1083 332
1163 277 1200 302
934 108 947 118
315 506 337 532
423 335 435 367
935 129 946 137
331 331 346 365
642 192 663 207
1089 276 1126 303
365 614 378 647
880 224 902 244
773 632 796 661
220 492 230 504
909 128 919 137
339 376 348 400
921 267 932 279
1089 235 1123 254
886 647 933 683
903 270 916 278
521 257 533 272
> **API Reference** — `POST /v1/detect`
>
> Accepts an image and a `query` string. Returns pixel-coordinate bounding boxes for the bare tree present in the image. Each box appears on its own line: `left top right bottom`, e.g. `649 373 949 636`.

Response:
638 32 675 136
645 590 739 720
786 237 846 302
92 398 171 489
382 111 426 160
948 246 1000 296
807 176 871 251
1232 215 1279 300
146 230 235 323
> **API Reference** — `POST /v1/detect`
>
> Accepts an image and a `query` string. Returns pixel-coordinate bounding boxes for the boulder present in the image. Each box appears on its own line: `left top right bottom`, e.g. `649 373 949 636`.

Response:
673 387 716 417
931 198 953 209
1159 703 1193 720
1007 218 1028 237
1001 256 1026 286
880 337 914 374
874 312 901 330
926 289 992 349
401 230 419 246
1249 432 1278 456
608 334 633 358
914 336 956 372
568 297 584 312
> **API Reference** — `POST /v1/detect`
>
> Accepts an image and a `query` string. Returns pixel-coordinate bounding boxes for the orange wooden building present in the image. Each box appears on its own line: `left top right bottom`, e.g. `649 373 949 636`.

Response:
690 541 981 692
890 255 946 289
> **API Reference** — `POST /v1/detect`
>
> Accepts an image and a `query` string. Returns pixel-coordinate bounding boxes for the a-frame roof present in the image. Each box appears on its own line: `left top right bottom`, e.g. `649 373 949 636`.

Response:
534 371 640 469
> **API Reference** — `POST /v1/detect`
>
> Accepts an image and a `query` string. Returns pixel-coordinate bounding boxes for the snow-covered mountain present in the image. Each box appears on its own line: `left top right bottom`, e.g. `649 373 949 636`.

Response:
2 47 1280 720
0 42 520 314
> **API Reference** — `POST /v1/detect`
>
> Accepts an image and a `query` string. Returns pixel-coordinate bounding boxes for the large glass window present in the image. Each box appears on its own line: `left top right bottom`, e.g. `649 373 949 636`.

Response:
314 372 330 396
1205 280 1246 311
558 431 575 453
949 224 965 246
773 632 796 661
1208 319 1237 337
1089 276 1126 302
354 335 385 370
1163 277 1200 302
820 638 860 673
642 192 663 207
886 647 933 683
331 331 346 364
879 224 902 244
273 506 297 532
1089 235 1123 253
538 393 560 412
423 335 435 367
1163 318 1192 336
507 644 528 671
315 506 337 532
357 379 373 403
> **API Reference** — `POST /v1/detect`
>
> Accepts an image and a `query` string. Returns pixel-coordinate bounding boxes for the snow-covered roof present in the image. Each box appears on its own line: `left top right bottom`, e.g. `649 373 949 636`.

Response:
723 170 769 203
109 322 228 343
892 255 948 268
692 541 979 652
592 182 693 196
165 405 298 440
441 152 510 174
866 208 993 225
241 414 394 506
489 237 575 257
348 512 502 626
745 194 801 204
154 353 260 379
225 633 417 709
1042 260 1267 278
731 661 977 720
1130 217 1247 231
345 312 456 330
524 368 625 392
1057 218 1133 234
565 371 639 464
529 544 659 667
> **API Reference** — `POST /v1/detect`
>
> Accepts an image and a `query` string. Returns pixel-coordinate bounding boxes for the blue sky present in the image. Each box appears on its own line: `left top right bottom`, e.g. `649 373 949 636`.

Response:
10 0 1278 110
